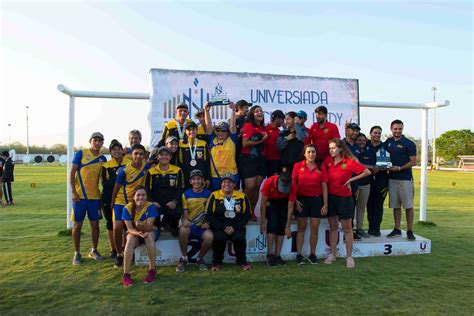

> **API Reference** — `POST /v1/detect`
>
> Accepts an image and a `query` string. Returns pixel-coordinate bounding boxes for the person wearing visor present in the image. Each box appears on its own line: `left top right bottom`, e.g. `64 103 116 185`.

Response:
206 173 251 271
146 146 184 237
178 121 211 189
265 110 285 176
286 144 328 265
70 132 107 265
158 103 193 147
204 101 239 191
260 170 292 266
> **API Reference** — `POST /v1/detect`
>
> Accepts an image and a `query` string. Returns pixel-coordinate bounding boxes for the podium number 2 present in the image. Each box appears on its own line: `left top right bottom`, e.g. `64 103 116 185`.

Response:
384 244 392 255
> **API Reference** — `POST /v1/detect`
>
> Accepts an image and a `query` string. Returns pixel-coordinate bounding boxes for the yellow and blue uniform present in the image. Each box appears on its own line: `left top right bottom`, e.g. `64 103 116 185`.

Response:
100 157 129 230
114 162 151 221
122 202 161 242
182 188 211 239
208 132 239 190
197 125 209 142
71 149 107 222
158 118 193 147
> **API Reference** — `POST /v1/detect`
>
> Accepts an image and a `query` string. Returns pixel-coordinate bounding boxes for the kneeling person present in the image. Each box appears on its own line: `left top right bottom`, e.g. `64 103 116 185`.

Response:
176 170 213 272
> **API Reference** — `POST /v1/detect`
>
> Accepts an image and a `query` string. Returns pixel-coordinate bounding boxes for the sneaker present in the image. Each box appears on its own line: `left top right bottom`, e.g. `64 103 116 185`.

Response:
240 262 251 271
266 254 277 267
387 228 402 238
88 249 104 261
276 256 286 266
374 230 381 237
211 263 221 272
356 229 370 238
143 269 156 283
115 254 123 268
346 256 355 268
176 257 187 272
368 229 375 236
407 230 416 241
324 253 336 265
296 254 305 265
250 213 258 222
195 258 208 271
308 254 318 265
72 252 82 265
122 273 133 287
353 232 362 241
109 250 117 259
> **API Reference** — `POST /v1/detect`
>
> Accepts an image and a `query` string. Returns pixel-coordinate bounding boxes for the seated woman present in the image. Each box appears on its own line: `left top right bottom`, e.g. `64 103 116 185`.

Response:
206 174 251 271
121 186 160 287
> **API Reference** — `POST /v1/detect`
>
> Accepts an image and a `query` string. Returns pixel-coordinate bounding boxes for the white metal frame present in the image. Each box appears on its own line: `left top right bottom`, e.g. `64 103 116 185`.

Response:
58 84 449 228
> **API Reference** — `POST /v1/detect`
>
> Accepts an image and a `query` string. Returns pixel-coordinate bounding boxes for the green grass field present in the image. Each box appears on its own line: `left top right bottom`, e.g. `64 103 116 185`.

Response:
0 165 473 315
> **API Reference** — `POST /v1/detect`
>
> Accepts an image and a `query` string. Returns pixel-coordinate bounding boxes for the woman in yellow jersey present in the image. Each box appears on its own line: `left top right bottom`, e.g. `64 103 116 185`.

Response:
111 144 150 267
100 139 129 258
121 186 160 287
204 101 239 191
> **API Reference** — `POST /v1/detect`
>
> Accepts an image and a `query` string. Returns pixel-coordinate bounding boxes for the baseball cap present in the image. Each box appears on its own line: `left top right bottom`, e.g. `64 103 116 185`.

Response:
189 169 204 179
108 139 122 151
271 110 285 120
236 100 252 109
296 110 307 120
176 103 189 111
186 121 198 130
90 132 104 142
157 146 172 155
277 171 292 194
347 122 361 130
220 173 235 183
215 121 229 131
195 108 205 118
165 136 179 144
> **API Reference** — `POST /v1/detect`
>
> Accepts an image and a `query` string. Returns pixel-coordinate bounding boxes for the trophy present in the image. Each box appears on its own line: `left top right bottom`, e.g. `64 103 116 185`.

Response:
208 83 230 106
376 146 392 169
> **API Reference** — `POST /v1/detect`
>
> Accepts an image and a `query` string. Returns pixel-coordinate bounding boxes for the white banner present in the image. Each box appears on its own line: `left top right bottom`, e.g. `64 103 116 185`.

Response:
149 69 359 146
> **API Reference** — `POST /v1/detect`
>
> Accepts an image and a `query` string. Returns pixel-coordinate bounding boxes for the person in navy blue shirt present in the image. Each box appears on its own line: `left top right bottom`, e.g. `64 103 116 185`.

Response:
385 120 417 240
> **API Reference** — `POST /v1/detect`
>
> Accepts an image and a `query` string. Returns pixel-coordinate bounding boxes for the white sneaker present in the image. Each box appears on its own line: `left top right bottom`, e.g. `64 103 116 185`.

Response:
324 253 336 264
346 256 355 268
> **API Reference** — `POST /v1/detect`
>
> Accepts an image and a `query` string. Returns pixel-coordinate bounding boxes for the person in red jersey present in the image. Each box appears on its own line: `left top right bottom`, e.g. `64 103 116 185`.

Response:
306 106 340 165
285 144 328 265
264 110 285 176
322 139 370 268
259 170 292 266
239 105 268 221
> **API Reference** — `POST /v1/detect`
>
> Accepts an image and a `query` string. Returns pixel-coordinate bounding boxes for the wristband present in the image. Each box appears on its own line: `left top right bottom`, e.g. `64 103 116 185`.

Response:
398 166 401 171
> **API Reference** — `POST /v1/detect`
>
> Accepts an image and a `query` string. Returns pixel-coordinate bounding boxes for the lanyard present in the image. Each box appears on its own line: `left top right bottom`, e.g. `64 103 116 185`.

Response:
188 139 197 161
176 120 186 140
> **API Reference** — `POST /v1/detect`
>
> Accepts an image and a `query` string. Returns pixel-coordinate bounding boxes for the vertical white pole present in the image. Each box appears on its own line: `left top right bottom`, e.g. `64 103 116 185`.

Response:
420 108 428 221
26 106 30 157
66 96 75 229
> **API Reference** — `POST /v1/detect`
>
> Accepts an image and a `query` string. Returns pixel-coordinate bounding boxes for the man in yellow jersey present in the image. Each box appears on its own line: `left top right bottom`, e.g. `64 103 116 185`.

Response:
176 169 213 272
111 144 150 267
158 103 193 147
70 132 107 265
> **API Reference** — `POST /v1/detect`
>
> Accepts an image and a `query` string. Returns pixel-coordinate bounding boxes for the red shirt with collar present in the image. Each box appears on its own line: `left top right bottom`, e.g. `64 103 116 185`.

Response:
241 122 265 155
261 175 289 200
322 156 366 197
306 121 340 161
289 160 327 202
264 124 281 160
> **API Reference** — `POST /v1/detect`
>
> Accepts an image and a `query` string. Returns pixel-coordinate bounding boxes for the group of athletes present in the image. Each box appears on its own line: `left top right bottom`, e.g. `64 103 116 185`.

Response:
70 100 417 287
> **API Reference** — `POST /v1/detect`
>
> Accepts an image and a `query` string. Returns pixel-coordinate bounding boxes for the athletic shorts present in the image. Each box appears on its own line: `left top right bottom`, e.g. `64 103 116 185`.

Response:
328 194 354 220
72 199 102 222
389 179 414 209
239 154 266 179
211 174 240 192
127 228 160 246
293 195 324 218
266 199 288 235
189 224 205 240
266 160 282 177
113 204 125 221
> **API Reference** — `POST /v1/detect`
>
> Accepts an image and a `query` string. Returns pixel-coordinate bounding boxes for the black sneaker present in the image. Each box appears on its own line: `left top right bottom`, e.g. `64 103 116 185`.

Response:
353 232 362 241
296 254 305 265
276 256 286 266
387 228 402 238
266 254 277 267
115 254 123 268
109 250 117 259
407 230 416 241
374 230 381 237
308 254 318 265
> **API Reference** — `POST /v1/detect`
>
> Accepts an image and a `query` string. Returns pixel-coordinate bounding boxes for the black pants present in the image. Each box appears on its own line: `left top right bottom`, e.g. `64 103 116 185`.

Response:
100 195 113 231
367 182 388 233
212 229 247 265
160 206 183 231
3 181 13 204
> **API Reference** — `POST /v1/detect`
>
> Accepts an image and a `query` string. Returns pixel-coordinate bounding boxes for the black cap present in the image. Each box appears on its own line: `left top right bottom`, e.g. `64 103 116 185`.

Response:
176 103 189 110
347 122 361 130
109 139 122 151
189 169 204 179
186 121 198 130
271 110 285 120
89 132 104 141
220 173 235 183
236 100 252 109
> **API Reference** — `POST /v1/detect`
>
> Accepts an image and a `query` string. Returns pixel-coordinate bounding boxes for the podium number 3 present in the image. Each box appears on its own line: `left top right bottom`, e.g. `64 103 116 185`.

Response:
384 244 392 255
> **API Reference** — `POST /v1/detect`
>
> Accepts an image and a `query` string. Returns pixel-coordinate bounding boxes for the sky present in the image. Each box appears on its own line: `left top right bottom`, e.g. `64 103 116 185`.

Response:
1 1 472 148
